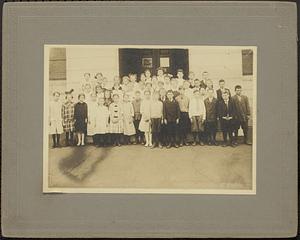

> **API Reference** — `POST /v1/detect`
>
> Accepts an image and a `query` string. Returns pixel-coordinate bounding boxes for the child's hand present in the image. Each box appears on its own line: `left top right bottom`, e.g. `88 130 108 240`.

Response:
85 119 88 123
164 119 167 124
176 119 179 124
161 119 164 124
190 118 193 122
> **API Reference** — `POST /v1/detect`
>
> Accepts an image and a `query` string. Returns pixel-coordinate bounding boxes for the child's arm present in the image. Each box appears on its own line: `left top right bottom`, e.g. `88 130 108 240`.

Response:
245 96 251 118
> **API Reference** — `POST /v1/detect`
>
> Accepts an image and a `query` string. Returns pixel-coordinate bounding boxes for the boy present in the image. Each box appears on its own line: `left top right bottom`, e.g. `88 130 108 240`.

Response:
176 69 185 86
159 88 168 147
200 71 209 88
157 67 165 82
139 90 152 147
49 91 63 148
163 75 171 91
150 91 164 148
217 90 236 147
62 89 75 146
216 79 231 101
231 85 251 145
175 86 190 146
170 78 180 97
204 89 218 145
188 71 195 88
189 89 206 146
132 90 143 144
163 90 181 148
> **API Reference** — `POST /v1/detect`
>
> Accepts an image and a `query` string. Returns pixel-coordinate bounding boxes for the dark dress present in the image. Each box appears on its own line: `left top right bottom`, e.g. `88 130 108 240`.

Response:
74 102 88 133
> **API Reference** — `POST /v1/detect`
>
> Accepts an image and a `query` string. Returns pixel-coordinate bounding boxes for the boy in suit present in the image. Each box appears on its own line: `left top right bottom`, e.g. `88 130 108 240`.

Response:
216 79 231 101
232 85 251 145
163 90 181 148
204 88 218 145
217 90 236 147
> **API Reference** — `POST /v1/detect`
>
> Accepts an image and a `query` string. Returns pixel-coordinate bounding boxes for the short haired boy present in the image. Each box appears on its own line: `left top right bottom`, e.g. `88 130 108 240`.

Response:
217 91 236 147
175 86 191 146
216 79 231 101
189 89 206 146
204 89 218 145
232 85 251 145
132 90 144 144
163 90 181 148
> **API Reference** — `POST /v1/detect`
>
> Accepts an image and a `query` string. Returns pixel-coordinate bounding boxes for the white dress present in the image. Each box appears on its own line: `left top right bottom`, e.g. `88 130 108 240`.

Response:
49 101 63 134
94 104 109 134
122 102 136 136
87 101 97 136
139 99 151 132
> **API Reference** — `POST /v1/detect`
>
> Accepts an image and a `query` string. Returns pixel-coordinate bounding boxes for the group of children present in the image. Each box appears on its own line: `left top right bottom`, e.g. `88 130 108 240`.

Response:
49 68 251 149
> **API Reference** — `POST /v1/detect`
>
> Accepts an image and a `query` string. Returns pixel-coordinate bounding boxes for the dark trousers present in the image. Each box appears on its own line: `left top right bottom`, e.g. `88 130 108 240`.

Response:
233 120 248 143
65 131 74 146
166 121 177 145
152 132 160 146
94 134 106 146
205 121 217 143
111 133 122 145
220 120 233 143
179 112 190 144
160 124 168 146
51 134 60 147
134 119 143 143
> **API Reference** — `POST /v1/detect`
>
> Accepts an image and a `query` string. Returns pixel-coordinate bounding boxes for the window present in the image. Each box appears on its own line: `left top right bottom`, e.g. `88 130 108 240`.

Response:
242 49 253 76
49 48 66 80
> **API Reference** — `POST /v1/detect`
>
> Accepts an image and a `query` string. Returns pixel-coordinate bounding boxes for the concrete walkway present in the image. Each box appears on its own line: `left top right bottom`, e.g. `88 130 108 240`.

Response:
48 144 253 191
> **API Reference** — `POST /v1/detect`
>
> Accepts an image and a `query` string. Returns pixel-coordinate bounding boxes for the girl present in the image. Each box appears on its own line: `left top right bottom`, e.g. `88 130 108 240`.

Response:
109 94 123 147
121 76 130 92
139 90 152 147
112 77 123 102
62 89 75 146
122 93 136 144
132 90 143 144
49 91 63 148
150 91 163 148
81 73 93 95
94 97 109 147
74 93 88 146
144 69 152 82
87 93 97 144
151 76 158 91
104 89 112 107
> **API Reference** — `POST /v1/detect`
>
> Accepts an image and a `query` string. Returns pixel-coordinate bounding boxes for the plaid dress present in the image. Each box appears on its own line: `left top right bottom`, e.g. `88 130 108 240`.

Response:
61 101 75 132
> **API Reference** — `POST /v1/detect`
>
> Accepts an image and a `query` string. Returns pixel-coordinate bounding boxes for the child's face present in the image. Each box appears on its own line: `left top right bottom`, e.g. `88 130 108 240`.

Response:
66 94 73 101
208 90 214 98
144 92 151 100
202 72 209 80
158 82 164 89
104 91 110 98
113 95 119 103
146 83 152 90
206 80 213 88
98 97 105 105
145 70 151 78
79 95 85 102
188 72 195 79
152 76 158 82
194 91 200 98
194 80 200 87
222 92 229 100
129 74 137 82
167 92 174 100
157 69 164 76
200 88 206 96
235 88 242 95
135 92 141 99
84 73 90 81
85 84 91 92
219 81 225 88
123 94 130 102
164 77 170 84
183 81 190 89
140 74 146 82
97 92 105 99
53 93 60 101
177 72 183 79
160 89 166 97
122 77 129 85
95 73 103 80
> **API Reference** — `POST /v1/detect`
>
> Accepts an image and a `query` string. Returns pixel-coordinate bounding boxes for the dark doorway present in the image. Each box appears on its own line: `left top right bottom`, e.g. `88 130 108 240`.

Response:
119 48 189 80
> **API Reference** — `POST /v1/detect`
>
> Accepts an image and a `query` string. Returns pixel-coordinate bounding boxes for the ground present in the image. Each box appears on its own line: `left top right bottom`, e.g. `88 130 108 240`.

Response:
47 142 253 191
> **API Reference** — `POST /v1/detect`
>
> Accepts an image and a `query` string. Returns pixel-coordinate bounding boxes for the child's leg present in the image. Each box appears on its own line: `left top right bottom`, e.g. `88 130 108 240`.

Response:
65 132 69 146
117 134 122 146
52 134 56 148
70 131 74 145
56 134 60 147
77 133 81 146
81 133 85 145
149 132 153 147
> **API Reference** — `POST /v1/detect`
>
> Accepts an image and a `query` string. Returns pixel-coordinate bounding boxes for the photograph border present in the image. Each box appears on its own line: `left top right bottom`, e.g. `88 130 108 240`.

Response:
43 44 257 194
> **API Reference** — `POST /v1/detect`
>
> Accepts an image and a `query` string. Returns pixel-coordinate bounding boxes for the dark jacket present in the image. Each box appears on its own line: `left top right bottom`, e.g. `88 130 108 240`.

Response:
217 98 236 120
216 88 231 101
204 97 218 122
231 95 250 122
163 99 181 122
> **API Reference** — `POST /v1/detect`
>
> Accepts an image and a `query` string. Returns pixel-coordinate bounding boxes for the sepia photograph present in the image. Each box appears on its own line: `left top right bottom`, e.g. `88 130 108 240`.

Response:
43 45 256 194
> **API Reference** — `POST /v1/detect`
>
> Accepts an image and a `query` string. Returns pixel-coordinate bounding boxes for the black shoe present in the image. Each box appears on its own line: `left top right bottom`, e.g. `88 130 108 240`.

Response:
192 142 197 146
166 144 172 149
175 144 179 148
179 143 183 147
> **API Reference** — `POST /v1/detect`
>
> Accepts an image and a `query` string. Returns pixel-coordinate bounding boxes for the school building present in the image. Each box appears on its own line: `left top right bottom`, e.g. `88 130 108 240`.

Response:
48 46 255 127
